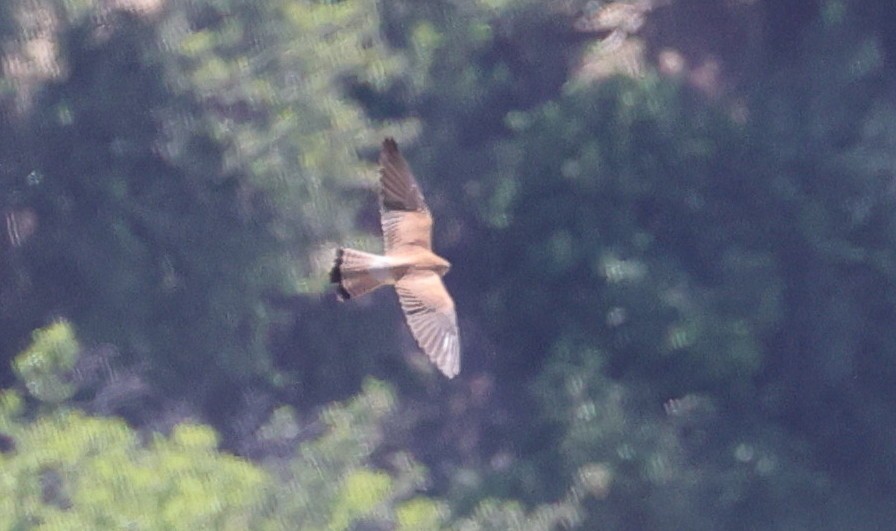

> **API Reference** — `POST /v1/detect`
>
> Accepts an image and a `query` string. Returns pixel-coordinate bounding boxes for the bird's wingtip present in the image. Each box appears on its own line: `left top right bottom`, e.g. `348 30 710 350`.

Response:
441 360 461 379
382 137 399 152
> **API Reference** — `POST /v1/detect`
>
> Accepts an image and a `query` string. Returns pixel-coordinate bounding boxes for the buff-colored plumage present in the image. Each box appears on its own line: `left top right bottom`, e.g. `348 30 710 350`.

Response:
330 138 460 378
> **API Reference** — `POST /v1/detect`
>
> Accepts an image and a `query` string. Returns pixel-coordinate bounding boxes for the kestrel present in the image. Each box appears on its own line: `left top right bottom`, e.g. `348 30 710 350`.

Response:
330 138 460 378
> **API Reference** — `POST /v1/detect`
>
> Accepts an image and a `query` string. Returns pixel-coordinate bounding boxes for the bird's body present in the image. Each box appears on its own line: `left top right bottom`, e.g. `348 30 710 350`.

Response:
330 138 461 378
331 247 449 298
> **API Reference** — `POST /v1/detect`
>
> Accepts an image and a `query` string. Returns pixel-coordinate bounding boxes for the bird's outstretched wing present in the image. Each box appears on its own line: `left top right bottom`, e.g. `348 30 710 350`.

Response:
395 271 460 378
379 138 433 251
380 137 427 211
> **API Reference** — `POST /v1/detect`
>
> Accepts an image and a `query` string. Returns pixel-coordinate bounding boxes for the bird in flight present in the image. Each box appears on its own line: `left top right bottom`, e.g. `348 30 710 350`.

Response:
330 138 460 378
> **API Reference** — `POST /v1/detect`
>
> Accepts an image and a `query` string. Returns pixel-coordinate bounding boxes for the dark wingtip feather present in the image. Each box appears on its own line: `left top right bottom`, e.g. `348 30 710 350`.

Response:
379 137 424 212
382 137 398 153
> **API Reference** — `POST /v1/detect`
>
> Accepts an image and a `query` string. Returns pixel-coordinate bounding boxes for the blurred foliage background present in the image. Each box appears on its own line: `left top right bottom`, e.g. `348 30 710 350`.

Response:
2 0 896 528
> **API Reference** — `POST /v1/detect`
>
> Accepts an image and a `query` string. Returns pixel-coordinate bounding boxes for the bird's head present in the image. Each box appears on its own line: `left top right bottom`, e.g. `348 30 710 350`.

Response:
434 256 451 276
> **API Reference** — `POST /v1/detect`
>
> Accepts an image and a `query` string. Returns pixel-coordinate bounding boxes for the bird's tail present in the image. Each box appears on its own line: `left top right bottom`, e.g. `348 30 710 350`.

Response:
330 248 392 301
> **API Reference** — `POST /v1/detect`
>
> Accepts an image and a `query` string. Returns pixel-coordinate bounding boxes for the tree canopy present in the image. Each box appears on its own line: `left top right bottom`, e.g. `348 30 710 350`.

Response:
3 0 896 528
